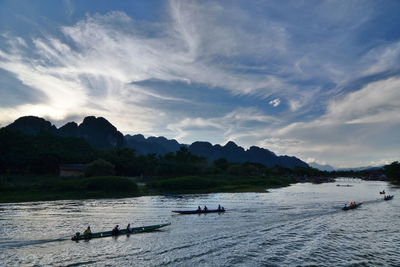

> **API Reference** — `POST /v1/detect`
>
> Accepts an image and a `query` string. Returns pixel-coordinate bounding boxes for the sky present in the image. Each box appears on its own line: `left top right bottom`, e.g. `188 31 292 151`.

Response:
0 0 400 168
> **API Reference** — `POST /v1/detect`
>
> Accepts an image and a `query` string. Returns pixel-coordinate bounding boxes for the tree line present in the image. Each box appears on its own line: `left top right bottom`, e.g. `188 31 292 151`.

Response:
1 128 398 181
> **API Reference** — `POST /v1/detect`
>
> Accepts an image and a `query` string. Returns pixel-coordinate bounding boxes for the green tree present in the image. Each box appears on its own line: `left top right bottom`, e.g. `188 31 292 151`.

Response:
227 163 259 176
214 158 229 172
85 159 115 177
384 161 400 180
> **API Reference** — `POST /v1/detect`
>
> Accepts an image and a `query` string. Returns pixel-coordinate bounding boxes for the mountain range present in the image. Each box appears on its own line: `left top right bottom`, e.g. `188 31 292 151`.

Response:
308 161 383 172
308 162 335 172
5 116 309 169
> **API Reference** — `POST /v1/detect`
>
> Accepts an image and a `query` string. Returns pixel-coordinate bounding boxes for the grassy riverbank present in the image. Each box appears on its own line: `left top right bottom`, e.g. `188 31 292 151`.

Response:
146 174 295 194
0 174 295 203
0 175 139 203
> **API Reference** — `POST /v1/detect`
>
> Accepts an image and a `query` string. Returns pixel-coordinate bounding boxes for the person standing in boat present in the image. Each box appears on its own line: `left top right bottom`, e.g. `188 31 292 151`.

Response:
218 205 221 211
197 206 202 212
204 206 208 212
83 226 92 237
127 223 132 233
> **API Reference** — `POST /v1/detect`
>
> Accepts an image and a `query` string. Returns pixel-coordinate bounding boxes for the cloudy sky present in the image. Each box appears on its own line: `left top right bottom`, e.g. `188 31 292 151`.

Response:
1 0 400 168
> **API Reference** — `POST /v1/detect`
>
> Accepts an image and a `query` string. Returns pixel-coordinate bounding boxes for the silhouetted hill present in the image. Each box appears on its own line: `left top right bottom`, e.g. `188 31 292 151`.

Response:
336 166 383 171
4 116 308 168
76 116 125 149
6 116 57 135
6 116 125 149
59 122 79 137
308 162 335 171
125 134 182 155
188 141 308 168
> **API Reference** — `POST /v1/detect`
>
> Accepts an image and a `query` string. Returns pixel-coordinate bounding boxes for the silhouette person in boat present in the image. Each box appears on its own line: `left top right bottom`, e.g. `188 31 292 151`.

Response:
83 226 92 237
197 206 202 212
384 195 393 200
112 225 120 235
203 206 208 212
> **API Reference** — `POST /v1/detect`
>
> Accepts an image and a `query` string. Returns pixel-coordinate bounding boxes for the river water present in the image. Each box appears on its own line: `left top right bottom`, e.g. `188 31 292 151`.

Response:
0 178 399 267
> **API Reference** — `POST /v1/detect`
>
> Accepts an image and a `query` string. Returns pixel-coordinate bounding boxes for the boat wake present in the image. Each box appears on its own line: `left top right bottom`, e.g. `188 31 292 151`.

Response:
0 237 68 248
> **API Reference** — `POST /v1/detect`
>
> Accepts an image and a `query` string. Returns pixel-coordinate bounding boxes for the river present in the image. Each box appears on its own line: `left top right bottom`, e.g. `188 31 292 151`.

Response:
0 178 399 266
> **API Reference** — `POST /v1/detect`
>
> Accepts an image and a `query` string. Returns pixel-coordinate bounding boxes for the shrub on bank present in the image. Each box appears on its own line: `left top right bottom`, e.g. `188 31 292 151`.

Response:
84 159 116 177
23 176 137 194
148 176 219 192
82 176 138 192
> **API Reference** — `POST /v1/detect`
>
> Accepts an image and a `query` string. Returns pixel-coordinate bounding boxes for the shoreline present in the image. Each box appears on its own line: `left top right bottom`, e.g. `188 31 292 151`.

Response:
0 174 294 204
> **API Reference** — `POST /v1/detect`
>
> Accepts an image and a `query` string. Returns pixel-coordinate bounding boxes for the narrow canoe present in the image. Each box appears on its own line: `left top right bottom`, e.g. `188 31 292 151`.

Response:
342 203 362 211
160 193 184 198
71 223 171 241
172 209 225 214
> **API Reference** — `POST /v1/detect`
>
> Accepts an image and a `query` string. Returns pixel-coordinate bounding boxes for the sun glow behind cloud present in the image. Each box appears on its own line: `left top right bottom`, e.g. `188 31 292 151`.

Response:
0 0 400 167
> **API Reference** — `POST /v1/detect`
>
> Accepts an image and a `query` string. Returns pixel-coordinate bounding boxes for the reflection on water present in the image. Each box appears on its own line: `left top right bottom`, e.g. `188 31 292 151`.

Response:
1 178 399 266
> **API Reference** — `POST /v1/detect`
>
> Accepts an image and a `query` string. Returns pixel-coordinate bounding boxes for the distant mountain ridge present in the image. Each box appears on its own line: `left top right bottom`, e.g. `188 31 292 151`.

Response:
336 166 383 171
7 116 125 149
308 162 335 171
308 162 384 172
5 116 309 169
189 141 308 168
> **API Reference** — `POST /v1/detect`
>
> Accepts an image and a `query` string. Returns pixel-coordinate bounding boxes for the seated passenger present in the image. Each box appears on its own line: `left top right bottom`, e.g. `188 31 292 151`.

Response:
83 226 92 236
112 225 120 235
197 206 202 212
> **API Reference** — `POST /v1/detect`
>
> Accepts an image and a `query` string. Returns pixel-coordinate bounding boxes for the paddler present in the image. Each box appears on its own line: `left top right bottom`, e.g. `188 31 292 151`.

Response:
83 226 92 237
127 223 132 233
112 225 120 235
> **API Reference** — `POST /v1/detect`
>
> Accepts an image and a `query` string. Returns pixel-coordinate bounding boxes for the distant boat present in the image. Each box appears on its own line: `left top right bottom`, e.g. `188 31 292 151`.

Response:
172 209 225 214
384 195 394 201
336 184 353 187
342 203 362 211
160 193 184 198
71 223 170 241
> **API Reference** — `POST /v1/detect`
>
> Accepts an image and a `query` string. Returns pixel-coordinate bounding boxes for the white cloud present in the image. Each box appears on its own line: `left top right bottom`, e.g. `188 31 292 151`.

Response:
0 0 399 168
269 98 281 107
264 77 400 167
326 77 400 124
362 41 400 76
167 107 279 144
0 3 307 135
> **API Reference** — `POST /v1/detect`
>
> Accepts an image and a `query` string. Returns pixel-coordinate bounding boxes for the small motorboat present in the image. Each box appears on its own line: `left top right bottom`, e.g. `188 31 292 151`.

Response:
342 203 362 211
384 195 394 201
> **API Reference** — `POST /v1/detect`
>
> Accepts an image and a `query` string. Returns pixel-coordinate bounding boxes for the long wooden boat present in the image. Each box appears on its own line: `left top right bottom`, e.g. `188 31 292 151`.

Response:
160 193 184 198
342 203 362 211
172 209 225 214
384 195 394 201
71 223 171 241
